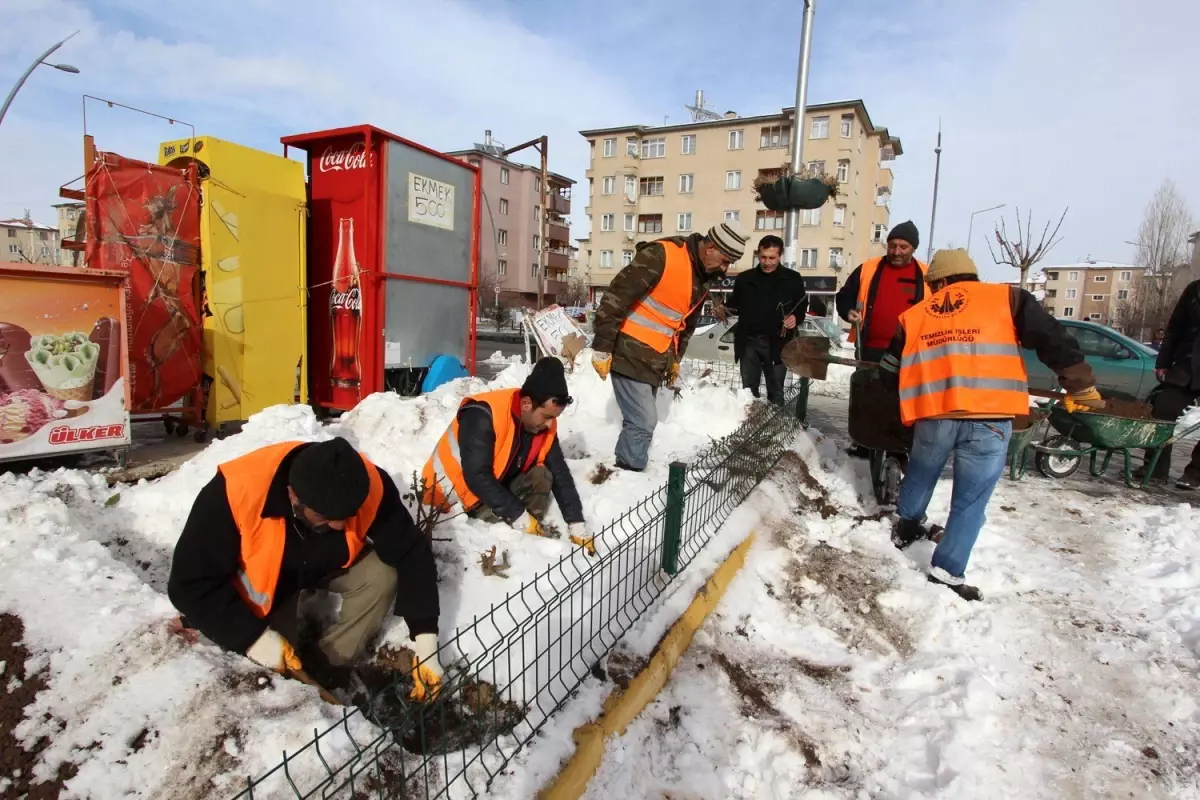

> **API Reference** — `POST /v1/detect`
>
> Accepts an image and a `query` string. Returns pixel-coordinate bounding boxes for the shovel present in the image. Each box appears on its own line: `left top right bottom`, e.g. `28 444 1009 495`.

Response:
780 336 1105 408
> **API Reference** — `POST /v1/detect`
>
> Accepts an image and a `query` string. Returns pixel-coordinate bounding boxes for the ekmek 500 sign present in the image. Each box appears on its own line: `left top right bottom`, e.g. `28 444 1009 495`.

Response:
407 172 455 231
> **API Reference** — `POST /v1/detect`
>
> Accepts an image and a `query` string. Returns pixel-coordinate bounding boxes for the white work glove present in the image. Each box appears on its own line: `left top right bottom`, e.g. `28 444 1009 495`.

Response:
409 632 445 703
511 510 546 536
245 629 302 674
568 521 596 556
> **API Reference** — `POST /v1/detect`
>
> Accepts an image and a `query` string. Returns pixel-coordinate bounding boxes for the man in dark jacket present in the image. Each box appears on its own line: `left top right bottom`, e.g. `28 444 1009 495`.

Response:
716 234 808 404
835 221 928 360
591 222 747 470
1139 278 1200 489
168 437 443 700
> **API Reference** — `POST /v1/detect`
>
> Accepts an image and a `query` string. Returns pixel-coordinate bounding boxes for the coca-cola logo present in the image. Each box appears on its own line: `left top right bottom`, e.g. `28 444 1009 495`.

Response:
318 142 369 173
331 286 362 312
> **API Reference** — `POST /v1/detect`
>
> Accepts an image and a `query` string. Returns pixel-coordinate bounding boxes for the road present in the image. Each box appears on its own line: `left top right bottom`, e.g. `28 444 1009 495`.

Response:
475 337 527 380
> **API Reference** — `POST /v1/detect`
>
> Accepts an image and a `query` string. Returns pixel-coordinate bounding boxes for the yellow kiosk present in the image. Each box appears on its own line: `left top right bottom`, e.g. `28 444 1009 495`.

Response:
159 136 308 431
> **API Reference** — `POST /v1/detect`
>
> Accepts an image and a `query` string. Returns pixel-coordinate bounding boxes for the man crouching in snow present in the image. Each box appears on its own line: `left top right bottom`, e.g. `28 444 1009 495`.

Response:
879 249 1098 601
421 357 593 554
167 437 444 701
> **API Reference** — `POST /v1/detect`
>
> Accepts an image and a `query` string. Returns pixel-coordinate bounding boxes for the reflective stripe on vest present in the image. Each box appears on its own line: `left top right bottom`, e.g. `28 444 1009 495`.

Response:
848 256 929 344
897 282 1029 425
420 388 558 512
220 441 384 618
619 241 698 354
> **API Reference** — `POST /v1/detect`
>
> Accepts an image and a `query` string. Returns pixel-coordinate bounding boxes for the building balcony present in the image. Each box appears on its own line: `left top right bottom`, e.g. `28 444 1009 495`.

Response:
546 250 570 271
545 280 569 297
550 192 571 215
547 221 570 245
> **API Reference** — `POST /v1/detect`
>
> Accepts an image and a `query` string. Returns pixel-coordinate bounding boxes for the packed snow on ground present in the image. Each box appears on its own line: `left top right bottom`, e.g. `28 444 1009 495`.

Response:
586 428 1200 799
0 352 761 798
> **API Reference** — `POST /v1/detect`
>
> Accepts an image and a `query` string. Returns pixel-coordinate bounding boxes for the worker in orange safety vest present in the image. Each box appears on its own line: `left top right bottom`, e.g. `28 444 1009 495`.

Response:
834 220 928 361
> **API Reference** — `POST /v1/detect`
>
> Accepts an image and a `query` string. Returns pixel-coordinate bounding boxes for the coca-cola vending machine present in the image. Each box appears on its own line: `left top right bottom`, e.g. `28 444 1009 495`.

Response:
282 124 480 412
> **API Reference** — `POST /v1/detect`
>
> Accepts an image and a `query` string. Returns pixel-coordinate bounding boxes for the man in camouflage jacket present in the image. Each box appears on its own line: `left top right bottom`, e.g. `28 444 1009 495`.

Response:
591 223 748 470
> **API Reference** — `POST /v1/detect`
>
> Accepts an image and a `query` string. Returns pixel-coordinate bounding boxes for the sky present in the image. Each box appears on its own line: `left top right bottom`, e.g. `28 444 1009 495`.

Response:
2 0 1198 281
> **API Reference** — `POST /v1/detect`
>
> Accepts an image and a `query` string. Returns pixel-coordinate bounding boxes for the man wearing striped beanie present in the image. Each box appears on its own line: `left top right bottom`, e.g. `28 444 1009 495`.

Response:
591 221 747 471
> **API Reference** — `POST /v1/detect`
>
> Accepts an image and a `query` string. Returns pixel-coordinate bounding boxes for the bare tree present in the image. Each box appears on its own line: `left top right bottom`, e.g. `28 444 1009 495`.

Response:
987 207 1068 289
1119 178 1195 340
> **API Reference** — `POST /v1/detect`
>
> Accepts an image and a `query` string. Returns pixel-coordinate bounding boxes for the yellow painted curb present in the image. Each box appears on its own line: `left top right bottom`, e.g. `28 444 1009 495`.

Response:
537 533 757 800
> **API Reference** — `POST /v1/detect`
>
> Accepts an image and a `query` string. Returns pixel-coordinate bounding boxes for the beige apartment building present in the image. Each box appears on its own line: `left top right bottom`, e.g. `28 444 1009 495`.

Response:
1 213 60 265
1041 261 1144 329
578 100 901 310
448 132 573 308
51 201 85 266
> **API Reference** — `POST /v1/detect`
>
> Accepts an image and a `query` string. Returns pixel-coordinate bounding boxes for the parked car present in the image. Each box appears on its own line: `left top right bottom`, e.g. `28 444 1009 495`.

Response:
685 316 846 363
1023 319 1159 401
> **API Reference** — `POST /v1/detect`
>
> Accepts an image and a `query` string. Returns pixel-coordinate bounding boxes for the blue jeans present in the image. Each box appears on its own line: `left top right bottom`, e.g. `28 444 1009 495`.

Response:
896 418 1012 581
612 372 658 469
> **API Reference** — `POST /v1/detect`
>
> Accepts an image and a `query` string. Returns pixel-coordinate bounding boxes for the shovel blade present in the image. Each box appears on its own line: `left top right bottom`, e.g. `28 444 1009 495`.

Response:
781 336 832 380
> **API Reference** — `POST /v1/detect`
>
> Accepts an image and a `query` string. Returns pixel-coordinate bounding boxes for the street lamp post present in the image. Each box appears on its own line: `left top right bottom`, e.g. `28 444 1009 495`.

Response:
0 31 81 130
782 0 816 272
966 203 1006 259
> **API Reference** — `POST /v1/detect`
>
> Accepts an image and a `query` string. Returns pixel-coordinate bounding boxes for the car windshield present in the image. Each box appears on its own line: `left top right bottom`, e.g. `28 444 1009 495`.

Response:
805 316 842 340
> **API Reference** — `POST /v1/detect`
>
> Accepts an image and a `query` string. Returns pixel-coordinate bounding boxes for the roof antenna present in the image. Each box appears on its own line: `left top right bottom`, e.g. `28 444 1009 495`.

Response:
685 89 721 122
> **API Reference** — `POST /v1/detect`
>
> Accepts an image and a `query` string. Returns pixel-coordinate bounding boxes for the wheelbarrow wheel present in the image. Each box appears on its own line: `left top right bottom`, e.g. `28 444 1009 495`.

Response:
874 455 905 505
1036 435 1082 479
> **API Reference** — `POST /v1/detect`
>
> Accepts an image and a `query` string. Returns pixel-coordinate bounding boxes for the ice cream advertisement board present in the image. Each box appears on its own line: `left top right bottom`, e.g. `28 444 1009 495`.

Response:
0 263 131 462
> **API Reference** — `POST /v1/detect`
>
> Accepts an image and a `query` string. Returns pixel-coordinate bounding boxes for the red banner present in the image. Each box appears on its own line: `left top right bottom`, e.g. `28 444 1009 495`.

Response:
85 152 203 412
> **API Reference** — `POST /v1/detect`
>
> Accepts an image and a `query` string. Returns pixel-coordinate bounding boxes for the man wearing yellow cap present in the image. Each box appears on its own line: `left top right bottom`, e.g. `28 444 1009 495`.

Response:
879 249 1099 600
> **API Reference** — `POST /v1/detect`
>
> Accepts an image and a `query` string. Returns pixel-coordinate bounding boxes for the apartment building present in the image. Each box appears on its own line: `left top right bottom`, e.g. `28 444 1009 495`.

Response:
579 100 901 311
448 132 573 308
1 213 60 265
1041 261 1144 328
51 201 85 266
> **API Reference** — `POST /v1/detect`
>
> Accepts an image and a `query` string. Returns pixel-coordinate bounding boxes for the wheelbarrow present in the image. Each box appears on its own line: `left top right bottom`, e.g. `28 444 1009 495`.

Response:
1030 405 1200 488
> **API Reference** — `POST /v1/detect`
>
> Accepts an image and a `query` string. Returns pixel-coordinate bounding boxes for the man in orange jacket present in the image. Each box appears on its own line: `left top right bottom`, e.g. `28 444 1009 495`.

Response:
168 437 443 701
835 221 928 361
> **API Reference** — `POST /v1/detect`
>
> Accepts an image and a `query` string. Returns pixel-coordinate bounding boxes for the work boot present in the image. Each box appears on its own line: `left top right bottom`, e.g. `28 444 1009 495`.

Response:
927 573 983 602
615 459 644 473
891 518 927 550
1177 471 1200 491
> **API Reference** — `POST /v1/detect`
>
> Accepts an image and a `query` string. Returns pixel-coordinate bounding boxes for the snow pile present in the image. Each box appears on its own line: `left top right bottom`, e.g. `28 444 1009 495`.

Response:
0 351 759 798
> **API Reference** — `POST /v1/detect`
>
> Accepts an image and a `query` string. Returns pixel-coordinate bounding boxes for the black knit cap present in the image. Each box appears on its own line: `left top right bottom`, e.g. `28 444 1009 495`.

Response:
288 437 370 519
887 220 920 249
520 357 572 406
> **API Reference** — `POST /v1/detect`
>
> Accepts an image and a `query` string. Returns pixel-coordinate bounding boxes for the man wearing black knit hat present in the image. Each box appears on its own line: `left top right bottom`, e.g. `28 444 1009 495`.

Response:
421 357 592 553
834 220 929 361
168 436 444 702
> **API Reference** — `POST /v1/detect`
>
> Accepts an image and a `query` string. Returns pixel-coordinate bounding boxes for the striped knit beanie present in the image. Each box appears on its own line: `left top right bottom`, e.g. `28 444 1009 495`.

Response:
706 221 749 261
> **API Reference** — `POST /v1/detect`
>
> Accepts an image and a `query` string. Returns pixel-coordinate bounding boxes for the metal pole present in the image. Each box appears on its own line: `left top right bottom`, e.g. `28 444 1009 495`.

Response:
966 203 1005 259
926 121 942 263
539 136 549 310
782 0 816 272
0 31 79 130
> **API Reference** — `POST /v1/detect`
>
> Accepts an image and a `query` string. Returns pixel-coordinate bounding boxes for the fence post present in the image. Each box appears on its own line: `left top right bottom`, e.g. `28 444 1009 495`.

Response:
794 376 810 425
662 460 686 575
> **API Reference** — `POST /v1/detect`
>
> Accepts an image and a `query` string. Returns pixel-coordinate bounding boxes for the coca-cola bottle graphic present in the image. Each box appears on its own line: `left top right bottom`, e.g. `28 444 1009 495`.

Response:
329 217 362 390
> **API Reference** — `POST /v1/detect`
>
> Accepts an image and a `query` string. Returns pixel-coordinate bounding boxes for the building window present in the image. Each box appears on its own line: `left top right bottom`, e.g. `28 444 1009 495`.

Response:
498 229 508 246
535 177 541 193
806 161 825 175
1088 313 1102 321
724 210 740 223
622 250 634 266
876 188 891 207
7 243 18 254
532 263 540 277
500 167 510 185
1065 289 1077 299
840 113 854 138
1119 270 1132 281
533 206 540 221
638 214 663 234
801 208 821 226
1045 289 1057 298
755 210 785 231
602 138 616 157
624 213 635 232
626 136 638 156
836 160 849 182
829 247 843 268
499 198 509 215
639 176 664 196
1063 307 1075 318
1045 271 1059 281
1117 289 1129 300
600 250 613 268
681 134 696 155
725 170 742 190
800 248 819 268
810 116 830 139
677 213 693 232
679 174 694 194
498 259 507 276
1093 275 1107 283
601 214 615 232
728 130 744 150
5 229 14 237
533 235 540 251
624 176 637 201
641 137 666 159
1091 294 1106 301
833 205 846 226
601 176 615 195
759 125 789 149
872 224 885 242
1067 271 1079 281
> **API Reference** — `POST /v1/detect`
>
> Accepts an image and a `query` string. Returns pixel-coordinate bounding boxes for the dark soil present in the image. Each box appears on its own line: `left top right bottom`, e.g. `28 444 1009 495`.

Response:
847 369 912 452
1099 398 1155 420
589 464 616 485
775 452 840 520
605 650 647 691
0 613 76 799
709 651 821 768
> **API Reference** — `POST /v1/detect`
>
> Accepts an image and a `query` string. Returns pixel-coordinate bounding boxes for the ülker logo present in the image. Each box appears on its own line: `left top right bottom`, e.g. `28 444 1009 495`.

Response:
48 424 126 445
318 142 369 173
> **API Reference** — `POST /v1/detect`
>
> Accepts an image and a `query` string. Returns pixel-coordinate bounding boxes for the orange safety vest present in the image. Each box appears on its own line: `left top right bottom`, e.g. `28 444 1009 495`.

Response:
619 240 705 354
848 256 929 344
421 388 558 513
897 282 1029 425
219 441 384 617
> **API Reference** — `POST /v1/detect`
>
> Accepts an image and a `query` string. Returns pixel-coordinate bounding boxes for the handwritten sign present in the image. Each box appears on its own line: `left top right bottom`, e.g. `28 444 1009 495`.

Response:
524 305 592 367
407 172 455 231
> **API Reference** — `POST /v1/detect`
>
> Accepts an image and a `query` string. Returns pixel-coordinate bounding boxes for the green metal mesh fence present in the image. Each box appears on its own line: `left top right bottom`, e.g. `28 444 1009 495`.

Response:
231 364 808 799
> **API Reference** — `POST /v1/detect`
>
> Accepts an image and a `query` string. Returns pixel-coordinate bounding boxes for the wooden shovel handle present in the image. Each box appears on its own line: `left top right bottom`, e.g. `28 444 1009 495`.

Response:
289 667 344 706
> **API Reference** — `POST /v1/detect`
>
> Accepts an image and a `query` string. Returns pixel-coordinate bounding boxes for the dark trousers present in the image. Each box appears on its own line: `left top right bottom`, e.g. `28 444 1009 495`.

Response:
467 465 554 522
1145 383 1200 479
740 335 787 405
